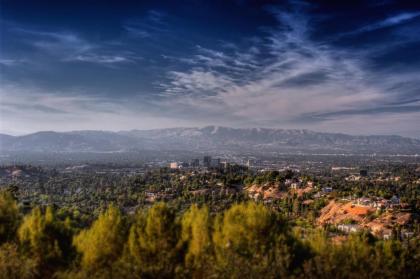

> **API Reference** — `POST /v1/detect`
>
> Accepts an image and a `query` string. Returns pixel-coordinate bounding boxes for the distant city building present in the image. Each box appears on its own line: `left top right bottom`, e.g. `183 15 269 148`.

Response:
390 195 400 205
382 229 392 240
290 182 301 190
203 156 212 167
322 187 333 193
221 161 230 168
210 158 221 168
360 169 368 177
356 197 371 206
345 175 361 181
190 159 199 167
337 224 360 234
331 167 356 171
169 162 178 169
246 159 262 168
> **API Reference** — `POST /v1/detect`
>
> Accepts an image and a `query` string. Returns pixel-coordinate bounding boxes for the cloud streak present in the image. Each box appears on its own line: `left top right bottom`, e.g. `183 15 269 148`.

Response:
156 6 420 136
0 83 200 135
340 11 420 37
12 27 137 66
359 12 420 32
124 9 168 38
1 2 420 138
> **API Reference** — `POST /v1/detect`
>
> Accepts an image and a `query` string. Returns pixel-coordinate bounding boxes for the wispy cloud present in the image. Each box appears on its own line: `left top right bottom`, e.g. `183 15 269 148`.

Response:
0 58 24 66
344 11 420 36
124 27 151 38
156 5 420 136
15 28 93 54
124 9 168 38
0 83 197 135
72 54 131 64
1 102 68 114
2 2 420 137
12 27 136 66
363 12 420 31
65 53 141 66
147 10 166 24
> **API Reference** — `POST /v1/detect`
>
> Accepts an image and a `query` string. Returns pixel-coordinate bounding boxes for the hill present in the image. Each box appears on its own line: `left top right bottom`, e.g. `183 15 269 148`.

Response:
1 126 419 154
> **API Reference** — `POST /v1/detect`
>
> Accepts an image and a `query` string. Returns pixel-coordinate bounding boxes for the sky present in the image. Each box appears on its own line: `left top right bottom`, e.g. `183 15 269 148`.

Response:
1 0 420 138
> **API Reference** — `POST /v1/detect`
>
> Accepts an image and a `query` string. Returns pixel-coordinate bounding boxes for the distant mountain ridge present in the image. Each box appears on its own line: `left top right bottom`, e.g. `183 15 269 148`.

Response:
1 126 419 154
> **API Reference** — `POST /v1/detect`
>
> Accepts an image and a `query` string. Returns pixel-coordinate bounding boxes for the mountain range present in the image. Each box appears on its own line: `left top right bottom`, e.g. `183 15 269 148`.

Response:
1 126 419 154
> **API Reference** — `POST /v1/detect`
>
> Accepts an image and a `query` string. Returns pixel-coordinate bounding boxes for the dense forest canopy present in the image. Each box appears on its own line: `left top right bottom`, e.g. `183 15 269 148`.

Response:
0 190 419 278
0 163 419 278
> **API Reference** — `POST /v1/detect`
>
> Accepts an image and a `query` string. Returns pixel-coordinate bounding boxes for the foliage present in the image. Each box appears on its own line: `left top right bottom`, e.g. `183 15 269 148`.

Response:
0 190 20 244
18 206 73 277
0 161 419 278
72 205 125 274
179 204 212 277
302 230 420 279
0 243 37 279
212 202 302 278
122 202 180 278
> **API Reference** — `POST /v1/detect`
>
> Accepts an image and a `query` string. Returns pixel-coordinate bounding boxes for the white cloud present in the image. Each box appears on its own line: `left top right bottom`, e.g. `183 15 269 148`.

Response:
0 84 197 135
71 54 133 64
124 9 168 38
341 11 420 37
360 12 420 32
14 28 136 66
0 59 25 66
26 30 93 55
2 5 419 137
156 7 420 137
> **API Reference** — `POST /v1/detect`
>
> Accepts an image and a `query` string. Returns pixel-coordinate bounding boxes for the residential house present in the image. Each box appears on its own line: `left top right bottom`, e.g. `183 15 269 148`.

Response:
337 224 360 234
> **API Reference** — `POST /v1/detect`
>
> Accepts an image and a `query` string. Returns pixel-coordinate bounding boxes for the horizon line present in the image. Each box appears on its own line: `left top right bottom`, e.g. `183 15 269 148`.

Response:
1 125 418 140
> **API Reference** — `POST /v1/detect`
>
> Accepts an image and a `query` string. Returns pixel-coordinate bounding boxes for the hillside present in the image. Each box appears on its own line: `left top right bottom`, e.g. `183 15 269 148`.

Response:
317 200 412 237
1 126 420 154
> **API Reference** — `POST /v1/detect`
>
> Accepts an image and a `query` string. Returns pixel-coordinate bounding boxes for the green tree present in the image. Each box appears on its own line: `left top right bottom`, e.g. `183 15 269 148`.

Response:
0 190 20 244
18 206 72 277
0 243 37 279
124 202 180 278
73 205 125 275
213 202 297 278
179 204 212 277
301 231 420 279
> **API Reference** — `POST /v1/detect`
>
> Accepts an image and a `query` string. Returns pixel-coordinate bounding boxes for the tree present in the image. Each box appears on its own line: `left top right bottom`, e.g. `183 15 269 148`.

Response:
124 202 180 278
0 243 37 279
0 190 20 244
73 204 125 275
301 231 420 279
18 206 72 277
212 202 296 278
179 204 212 277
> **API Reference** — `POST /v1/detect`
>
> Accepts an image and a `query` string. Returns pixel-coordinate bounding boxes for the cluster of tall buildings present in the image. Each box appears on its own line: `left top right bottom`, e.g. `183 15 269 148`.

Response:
203 156 221 168
169 156 222 169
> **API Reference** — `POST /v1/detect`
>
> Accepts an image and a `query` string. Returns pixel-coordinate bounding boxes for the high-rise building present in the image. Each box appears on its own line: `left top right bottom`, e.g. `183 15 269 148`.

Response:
203 156 212 167
190 159 199 167
210 158 220 168
221 161 229 168
360 169 368 177
169 162 178 169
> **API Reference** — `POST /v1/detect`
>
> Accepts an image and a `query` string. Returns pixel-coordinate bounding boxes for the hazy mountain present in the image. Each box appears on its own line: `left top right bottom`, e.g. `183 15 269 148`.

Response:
1 126 419 154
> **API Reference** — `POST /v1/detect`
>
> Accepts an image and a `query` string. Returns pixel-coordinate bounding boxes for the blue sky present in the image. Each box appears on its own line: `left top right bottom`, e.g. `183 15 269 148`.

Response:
1 0 420 137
